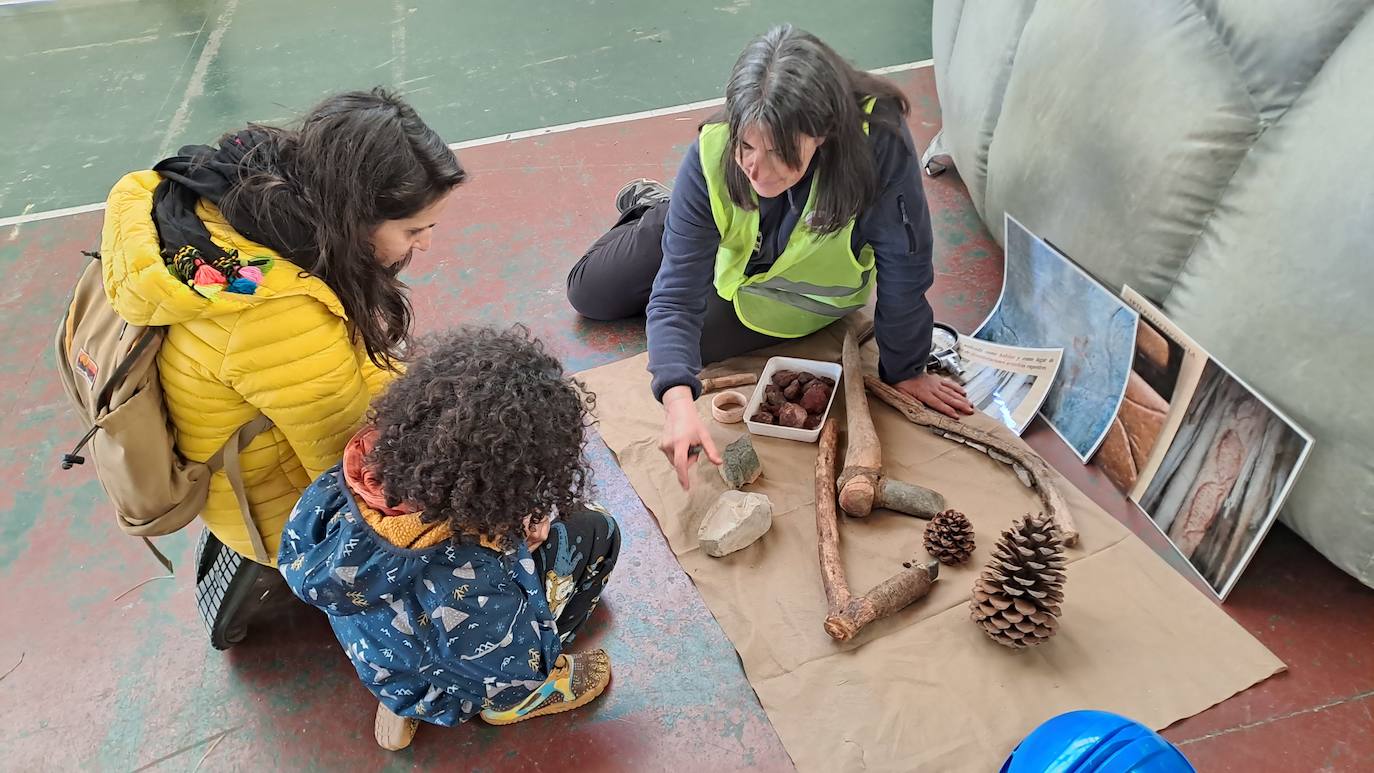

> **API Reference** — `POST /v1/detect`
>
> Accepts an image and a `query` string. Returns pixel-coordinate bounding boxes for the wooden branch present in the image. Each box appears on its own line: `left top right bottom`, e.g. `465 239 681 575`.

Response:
825 559 939 641
699 373 758 393
854 319 876 347
864 375 1079 546
816 417 940 641
815 419 851 617
837 329 883 517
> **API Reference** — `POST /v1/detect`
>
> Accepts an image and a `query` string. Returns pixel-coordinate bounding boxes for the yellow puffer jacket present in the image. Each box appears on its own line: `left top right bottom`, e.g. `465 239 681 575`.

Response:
102 171 394 564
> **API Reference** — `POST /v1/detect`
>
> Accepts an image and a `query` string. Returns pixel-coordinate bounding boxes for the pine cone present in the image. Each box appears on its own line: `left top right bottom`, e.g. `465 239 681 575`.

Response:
969 514 1066 649
923 509 975 565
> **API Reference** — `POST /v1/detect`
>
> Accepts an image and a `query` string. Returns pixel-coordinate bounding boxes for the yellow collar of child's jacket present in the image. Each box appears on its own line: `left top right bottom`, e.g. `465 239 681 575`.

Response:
356 502 505 553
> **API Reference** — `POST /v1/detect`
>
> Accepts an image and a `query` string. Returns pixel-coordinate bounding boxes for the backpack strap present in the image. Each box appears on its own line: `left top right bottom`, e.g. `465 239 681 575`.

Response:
206 415 275 564
141 537 177 574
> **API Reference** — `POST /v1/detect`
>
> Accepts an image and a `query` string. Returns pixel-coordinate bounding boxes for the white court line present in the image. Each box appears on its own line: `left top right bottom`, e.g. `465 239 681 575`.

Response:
155 0 240 160
0 202 107 227
448 95 726 151
0 58 934 228
449 59 932 151
871 59 934 75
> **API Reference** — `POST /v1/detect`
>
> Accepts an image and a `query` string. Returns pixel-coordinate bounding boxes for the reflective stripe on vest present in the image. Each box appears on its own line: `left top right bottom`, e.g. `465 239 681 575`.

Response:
700 97 878 339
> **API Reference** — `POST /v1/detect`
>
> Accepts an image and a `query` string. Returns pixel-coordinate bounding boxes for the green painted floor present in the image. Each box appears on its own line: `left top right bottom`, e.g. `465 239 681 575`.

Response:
0 0 933 218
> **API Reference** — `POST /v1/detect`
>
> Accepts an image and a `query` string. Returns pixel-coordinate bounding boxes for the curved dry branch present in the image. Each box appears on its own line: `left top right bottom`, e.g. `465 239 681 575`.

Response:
863 376 1078 546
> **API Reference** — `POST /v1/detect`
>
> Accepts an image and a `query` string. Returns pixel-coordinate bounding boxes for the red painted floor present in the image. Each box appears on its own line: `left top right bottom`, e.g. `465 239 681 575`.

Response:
2 66 1371 771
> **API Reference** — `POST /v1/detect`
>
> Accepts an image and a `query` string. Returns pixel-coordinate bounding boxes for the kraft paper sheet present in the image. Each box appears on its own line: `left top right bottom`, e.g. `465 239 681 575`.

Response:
577 330 1283 772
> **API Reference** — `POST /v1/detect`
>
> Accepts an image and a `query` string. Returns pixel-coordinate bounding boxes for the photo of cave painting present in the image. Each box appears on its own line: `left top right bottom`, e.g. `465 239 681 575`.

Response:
975 214 1138 461
1092 315 1185 493
1137 359 1313 598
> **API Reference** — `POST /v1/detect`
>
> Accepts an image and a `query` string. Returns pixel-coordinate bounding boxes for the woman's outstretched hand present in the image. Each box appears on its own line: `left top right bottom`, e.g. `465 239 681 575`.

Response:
659 386 722 490
895 372 975 419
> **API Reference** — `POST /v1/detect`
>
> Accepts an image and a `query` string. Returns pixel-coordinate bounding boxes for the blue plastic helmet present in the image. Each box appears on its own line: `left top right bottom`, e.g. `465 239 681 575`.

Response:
1002 710 1195 773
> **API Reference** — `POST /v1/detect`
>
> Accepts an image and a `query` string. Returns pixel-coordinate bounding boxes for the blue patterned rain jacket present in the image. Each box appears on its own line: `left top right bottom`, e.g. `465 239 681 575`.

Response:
278 466 562 725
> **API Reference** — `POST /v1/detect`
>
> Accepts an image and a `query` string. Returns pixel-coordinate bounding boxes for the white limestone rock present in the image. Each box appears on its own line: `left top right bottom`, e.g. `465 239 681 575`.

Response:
698 490 774 557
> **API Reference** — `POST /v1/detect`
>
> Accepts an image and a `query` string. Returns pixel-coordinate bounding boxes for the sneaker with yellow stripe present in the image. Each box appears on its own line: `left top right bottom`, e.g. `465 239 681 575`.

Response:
479 650 612 725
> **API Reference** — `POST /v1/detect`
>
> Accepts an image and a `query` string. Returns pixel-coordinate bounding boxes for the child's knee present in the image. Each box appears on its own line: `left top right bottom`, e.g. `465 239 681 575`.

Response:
570 504 620 563
601 512 621 562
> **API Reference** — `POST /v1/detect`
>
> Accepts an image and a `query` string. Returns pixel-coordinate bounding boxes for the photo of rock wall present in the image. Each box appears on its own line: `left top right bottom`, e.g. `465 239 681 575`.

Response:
1137 359 1313 599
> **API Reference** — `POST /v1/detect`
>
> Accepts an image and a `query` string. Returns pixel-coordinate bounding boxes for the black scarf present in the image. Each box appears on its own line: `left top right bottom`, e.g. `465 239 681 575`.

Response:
150 129 312 281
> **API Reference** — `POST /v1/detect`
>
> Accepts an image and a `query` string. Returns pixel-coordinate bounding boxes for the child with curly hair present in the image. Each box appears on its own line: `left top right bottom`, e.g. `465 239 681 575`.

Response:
278 326 620 750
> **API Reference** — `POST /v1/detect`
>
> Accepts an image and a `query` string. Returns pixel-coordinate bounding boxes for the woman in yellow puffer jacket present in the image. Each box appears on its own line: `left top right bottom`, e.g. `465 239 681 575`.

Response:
101 89 465 584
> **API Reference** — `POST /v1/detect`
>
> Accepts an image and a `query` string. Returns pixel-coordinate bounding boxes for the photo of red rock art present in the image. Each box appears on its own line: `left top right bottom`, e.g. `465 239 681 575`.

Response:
1092 314 1185 492
1136 357 1313 599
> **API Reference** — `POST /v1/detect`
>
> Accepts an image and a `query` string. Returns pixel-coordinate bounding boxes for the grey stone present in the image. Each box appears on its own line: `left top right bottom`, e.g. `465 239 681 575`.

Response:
698 490 773 557
719 435 763 490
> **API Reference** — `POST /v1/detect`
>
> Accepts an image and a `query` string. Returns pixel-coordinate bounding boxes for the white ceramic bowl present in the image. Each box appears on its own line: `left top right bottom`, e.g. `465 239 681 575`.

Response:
743 356 843 443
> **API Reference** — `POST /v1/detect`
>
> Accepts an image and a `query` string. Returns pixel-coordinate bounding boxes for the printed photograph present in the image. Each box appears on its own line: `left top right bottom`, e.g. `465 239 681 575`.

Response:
975 214 1138 460
1109 287 1211 501
1091 313 1187 493
1137 359 1313 599
952 336 1062 435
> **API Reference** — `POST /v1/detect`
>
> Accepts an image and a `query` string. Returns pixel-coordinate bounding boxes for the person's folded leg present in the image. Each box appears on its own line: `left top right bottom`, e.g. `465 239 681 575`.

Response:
566 203 669 321
534 503 620 643
477 506 620 727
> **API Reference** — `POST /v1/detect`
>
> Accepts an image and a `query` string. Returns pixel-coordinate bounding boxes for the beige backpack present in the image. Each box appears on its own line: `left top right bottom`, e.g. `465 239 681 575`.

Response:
55 252 273 569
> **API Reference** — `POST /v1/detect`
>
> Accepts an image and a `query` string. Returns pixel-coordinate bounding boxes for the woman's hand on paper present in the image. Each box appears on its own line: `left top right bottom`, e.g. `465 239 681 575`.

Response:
895 372 975 419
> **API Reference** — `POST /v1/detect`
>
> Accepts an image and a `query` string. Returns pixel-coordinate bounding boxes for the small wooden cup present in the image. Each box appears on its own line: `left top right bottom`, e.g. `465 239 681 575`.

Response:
710 390 749 424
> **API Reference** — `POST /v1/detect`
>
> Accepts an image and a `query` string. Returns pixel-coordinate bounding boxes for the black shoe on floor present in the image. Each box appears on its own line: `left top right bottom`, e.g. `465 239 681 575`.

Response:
195 528 286 650
615 178 670 214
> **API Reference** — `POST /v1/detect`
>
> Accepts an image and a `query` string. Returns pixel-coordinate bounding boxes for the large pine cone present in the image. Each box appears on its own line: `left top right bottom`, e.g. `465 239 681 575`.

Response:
969 514 1066 649
923 509 975 565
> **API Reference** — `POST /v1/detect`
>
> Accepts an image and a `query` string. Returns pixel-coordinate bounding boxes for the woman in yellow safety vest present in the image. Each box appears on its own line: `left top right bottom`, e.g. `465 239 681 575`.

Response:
567 25 974 488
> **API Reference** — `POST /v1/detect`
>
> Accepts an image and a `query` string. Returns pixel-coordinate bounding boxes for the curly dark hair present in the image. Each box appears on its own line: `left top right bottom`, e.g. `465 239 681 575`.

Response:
366 326 596 548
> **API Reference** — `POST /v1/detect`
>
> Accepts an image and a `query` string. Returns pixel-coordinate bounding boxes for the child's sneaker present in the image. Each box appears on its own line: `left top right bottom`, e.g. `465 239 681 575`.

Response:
374 702 420 751
479 650 612 725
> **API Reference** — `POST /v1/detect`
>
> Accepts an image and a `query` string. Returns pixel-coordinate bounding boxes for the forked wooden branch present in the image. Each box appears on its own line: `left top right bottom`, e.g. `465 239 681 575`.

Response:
816 419 940 641
863 375 1079 545
836 329 946 518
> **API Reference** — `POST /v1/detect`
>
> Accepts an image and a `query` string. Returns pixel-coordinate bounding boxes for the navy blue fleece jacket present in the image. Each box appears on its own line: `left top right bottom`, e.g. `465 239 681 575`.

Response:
646 98 936 400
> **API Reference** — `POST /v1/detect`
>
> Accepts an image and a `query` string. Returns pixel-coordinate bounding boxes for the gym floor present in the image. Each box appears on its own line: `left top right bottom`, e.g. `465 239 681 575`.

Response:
2 2 1371 771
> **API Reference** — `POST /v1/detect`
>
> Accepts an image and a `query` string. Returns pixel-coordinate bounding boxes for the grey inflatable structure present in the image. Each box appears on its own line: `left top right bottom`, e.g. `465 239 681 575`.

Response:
930 0 1373 588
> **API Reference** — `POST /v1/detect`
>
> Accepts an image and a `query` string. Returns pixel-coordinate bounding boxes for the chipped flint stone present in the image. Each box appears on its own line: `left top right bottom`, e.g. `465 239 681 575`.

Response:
698 490 773 557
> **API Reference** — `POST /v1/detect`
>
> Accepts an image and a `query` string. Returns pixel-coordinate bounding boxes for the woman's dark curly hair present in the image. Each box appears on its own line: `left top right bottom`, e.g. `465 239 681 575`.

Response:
366 325 596 547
